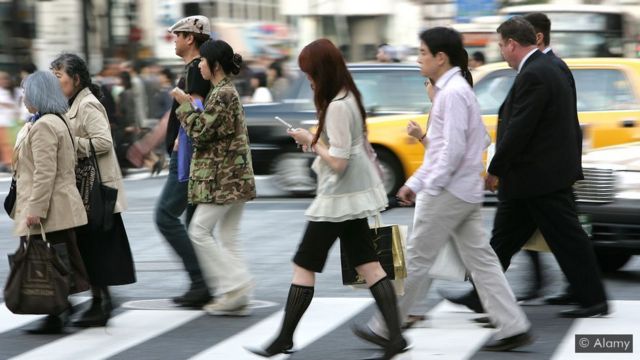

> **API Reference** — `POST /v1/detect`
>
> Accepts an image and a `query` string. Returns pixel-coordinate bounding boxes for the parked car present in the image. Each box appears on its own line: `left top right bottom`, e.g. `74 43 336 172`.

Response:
245 63 429 195
575 142 640 272
362 58 640 196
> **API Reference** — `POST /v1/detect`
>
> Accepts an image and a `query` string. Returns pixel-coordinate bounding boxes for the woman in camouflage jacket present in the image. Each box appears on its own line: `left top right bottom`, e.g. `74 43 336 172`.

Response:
174 39 256 316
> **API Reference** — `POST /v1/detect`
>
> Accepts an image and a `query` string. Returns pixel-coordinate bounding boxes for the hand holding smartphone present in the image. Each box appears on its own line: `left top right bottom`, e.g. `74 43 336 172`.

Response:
275 116 294 130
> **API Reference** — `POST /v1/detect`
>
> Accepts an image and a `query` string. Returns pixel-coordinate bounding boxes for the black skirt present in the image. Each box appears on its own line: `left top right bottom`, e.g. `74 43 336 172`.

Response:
76 213 136 286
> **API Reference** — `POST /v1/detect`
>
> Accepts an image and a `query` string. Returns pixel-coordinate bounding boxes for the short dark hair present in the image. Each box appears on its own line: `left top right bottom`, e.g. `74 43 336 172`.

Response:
175 31 210 48
524 12 551 46
497 16 537 47
199 39 242 75
471 51 485 63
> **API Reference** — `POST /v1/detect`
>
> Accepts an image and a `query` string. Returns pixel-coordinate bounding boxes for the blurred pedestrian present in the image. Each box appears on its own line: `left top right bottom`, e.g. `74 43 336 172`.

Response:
120 61 147 128
156 15 212 308
376 43 401 63
172 39 256 316
150 67 175 119
469 51 486 69
448 16 608 319
0 71 18 171
113 71 139 167
51 53 136 327
355 27 533 352
246 39 405 360
250 72 273 103
17 63 37 123
267 60 290 101
13 71 90 334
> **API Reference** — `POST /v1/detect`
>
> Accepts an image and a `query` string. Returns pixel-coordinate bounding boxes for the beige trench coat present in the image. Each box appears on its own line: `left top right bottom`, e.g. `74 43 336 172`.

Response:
12 114 87 236
67 87 127 213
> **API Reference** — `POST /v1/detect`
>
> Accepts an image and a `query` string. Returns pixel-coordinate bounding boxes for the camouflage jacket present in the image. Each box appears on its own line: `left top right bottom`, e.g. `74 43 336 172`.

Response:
176 77 256 204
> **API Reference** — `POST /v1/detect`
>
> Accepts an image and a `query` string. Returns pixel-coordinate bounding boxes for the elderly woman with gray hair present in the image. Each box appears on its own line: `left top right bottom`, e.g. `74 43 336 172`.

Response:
10 71 90 333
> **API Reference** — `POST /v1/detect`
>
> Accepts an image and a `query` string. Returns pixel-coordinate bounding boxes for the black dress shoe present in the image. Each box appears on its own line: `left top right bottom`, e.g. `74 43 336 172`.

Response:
26 315 65 334
545 293 578 305
445 291 484 313
559 302 608 318
352 324 390 348
173 286 212 308
481 331 534 351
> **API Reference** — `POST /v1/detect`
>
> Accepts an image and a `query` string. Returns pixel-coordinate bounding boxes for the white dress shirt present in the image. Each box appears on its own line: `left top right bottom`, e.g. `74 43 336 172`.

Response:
517 48 538 73
404 67 489 204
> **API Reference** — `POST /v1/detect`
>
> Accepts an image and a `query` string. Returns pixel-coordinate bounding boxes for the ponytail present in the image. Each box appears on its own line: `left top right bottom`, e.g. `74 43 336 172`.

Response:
88 83 103 100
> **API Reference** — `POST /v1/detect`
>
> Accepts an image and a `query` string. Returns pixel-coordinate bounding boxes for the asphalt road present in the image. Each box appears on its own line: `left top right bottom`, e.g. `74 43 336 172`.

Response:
1 175 639 360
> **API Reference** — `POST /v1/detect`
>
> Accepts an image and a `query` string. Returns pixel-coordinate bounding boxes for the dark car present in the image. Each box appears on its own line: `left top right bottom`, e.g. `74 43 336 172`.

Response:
574 142 640 272
245 63 430 195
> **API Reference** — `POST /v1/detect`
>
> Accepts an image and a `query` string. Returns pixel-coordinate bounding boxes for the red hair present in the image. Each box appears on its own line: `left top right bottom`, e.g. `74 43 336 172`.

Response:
298 39 367 145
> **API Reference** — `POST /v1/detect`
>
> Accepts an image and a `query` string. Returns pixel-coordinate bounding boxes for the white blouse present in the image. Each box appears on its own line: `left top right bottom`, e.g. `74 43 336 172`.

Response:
305 90 388 222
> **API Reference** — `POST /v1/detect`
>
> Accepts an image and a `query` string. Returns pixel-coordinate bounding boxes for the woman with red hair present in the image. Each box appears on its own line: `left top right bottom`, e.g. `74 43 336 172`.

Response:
246 39 407 359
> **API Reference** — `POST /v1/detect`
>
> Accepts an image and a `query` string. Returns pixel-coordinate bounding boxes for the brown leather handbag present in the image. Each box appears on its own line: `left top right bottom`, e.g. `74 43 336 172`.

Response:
3 225 71 315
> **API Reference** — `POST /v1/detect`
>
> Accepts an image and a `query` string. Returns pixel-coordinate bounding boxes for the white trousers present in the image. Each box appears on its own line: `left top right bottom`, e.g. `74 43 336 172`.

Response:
368 190 530 340
188 202 252 296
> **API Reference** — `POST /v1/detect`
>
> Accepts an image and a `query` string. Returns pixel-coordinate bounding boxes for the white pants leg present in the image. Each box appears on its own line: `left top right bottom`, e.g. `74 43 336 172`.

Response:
188 202 253 296
368 191 529 340
453 204 530 339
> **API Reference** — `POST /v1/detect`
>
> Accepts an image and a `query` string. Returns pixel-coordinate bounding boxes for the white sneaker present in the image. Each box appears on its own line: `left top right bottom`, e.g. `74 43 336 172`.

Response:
203 283 253 315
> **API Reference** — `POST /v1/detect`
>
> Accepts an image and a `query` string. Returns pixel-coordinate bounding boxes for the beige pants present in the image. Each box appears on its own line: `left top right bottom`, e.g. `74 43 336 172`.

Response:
188 202 252 296
368 190 530 340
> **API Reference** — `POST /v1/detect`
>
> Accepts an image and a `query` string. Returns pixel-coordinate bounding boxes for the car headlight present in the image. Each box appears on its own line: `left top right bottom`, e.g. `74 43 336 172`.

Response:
615 171 640 199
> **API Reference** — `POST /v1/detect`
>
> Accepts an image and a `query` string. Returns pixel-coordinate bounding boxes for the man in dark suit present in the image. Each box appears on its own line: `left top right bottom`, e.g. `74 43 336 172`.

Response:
452 16 608 318
521 12 582 305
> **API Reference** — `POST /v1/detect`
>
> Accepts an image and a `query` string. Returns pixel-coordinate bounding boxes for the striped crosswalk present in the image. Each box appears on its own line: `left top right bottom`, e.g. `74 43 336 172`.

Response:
0 297 638 360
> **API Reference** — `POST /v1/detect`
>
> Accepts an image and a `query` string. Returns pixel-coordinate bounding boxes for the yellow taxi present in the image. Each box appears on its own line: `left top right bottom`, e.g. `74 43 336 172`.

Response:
368 58 640 194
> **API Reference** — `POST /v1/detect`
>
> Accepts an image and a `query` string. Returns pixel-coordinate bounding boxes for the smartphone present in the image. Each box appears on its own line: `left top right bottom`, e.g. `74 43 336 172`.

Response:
274 116 293 130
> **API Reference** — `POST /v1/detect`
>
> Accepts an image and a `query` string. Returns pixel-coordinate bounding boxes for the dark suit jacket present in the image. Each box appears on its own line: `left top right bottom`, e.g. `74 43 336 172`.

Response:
488 50 583 200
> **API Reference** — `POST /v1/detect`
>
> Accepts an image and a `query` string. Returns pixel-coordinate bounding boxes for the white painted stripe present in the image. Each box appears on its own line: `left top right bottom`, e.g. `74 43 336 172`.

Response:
395 301 494 360
0 296 90 334
552 301 639 360
189 297 373 360
9 309 203 360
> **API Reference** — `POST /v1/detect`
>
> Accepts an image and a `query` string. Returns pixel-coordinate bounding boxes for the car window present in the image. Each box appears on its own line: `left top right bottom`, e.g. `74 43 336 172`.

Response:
288 69 430 114
352 70 430 114
474 69 516 115
573 69 639 111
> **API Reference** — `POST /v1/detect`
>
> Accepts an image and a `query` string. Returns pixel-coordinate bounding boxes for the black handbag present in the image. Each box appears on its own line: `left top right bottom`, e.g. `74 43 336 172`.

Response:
76 139 118 232
3 177 16 215
3 226 71 315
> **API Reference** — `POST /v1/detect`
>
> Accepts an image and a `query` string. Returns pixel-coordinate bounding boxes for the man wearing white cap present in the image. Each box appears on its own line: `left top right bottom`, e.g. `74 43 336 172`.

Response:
154 15 212 307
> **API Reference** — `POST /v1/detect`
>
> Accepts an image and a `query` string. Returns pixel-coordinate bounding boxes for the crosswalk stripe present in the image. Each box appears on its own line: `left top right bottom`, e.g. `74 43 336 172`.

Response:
188 297 374 359
9 309 203 360
0 297 90 334
551 300 639 360
396 301 494 360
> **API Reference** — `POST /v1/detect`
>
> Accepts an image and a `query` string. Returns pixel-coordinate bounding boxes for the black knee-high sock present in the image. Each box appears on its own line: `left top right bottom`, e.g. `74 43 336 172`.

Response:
267 284 314 352
369 277 402 341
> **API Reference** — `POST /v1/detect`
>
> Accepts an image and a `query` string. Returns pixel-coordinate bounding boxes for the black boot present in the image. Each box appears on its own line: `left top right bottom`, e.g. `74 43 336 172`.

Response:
173 281 212 308
72 287 111 328
245 284 314 357
26 315 65 334
367 277 408 360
